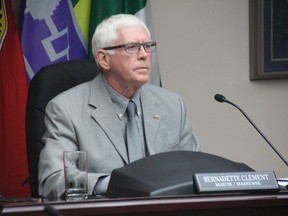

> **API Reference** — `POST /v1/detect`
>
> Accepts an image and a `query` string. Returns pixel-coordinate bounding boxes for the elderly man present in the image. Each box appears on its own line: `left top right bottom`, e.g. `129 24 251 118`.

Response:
38 14 200 198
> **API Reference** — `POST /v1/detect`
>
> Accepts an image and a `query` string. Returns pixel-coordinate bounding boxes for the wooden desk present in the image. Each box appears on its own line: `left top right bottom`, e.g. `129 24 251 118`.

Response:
1 192 288 216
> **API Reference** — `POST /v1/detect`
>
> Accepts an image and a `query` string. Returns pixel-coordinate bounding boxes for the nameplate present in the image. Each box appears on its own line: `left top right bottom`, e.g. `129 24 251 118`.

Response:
193 171 279 193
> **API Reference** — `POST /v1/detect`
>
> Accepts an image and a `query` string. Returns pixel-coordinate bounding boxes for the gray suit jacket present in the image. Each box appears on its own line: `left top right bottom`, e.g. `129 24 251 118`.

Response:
38 74 200 198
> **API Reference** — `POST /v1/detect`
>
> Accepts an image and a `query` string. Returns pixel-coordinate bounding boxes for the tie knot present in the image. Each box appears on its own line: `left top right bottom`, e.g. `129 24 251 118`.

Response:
127 101 136 117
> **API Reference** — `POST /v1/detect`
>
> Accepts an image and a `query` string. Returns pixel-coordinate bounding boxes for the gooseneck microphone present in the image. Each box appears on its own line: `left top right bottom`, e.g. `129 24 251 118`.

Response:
214 94 288 167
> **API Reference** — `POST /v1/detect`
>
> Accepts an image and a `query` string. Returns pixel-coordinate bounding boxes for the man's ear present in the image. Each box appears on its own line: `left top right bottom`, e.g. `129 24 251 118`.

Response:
96 50 110 70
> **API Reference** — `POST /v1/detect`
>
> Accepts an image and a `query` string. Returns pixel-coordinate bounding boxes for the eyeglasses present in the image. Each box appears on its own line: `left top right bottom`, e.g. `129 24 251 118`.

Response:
103 41 157 54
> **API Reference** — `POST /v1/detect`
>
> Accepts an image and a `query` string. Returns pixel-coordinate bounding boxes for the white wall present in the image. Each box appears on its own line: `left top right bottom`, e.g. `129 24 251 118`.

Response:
150 0 288 177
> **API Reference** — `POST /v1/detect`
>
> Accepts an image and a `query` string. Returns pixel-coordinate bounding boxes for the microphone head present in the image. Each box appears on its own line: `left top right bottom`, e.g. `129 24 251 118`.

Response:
214 94 226 103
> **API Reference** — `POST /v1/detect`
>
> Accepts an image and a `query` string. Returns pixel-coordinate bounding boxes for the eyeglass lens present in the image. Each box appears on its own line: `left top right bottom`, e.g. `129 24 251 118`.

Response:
126 42 156 53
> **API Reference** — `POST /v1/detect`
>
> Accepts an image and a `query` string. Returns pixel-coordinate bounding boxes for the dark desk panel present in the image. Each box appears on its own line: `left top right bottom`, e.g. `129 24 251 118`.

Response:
1 192 288 216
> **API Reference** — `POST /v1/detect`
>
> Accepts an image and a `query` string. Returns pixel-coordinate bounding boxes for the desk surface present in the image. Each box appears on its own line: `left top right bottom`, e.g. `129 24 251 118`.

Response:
1 192 288 216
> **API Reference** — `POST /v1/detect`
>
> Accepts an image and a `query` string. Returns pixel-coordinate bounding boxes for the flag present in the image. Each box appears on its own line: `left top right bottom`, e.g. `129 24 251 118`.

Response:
0 0 30 197
72 0 161 86
20 0 88 82
71 0 91 45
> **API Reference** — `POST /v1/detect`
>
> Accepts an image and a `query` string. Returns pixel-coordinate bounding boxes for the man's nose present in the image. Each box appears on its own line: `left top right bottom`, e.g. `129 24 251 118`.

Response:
137 45 149 58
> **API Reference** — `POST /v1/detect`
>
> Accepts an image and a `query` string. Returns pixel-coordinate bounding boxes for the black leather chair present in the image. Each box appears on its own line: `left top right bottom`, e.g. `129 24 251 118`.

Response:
25 59 101 197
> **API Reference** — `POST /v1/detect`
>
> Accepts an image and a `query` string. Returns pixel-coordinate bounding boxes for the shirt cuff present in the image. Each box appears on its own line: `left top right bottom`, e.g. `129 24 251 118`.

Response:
93 175 111 196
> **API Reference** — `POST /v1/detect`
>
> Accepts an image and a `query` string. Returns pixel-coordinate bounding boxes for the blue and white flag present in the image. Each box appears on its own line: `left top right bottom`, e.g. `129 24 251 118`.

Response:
21 0 87 82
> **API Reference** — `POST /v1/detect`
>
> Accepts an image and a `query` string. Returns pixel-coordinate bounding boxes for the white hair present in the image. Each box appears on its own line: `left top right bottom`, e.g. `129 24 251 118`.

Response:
91 14 150 60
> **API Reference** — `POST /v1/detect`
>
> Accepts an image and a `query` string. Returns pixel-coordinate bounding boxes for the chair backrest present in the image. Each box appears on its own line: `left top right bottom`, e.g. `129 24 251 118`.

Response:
26 59 100 197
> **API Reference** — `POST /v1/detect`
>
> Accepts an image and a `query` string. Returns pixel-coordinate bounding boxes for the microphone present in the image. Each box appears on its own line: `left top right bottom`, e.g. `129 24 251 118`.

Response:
214 94 288 167
44 205 62 216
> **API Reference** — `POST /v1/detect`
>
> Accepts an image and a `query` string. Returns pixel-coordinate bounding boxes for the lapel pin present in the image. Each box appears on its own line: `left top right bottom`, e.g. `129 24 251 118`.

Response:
153 115 160 120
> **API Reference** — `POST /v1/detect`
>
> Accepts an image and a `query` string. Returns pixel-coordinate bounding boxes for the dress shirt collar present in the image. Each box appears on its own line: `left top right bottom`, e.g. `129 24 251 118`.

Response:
101 74 141 119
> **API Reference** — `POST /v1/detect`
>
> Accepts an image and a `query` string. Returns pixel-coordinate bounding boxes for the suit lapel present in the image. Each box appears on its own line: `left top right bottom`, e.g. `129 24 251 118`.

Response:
88 76 129 164
141 85 161 155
